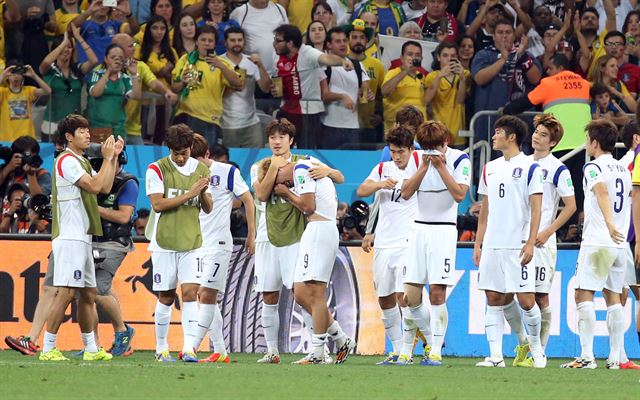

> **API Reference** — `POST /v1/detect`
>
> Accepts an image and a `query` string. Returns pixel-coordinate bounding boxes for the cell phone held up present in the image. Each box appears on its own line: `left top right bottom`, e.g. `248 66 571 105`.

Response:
103 0 118 8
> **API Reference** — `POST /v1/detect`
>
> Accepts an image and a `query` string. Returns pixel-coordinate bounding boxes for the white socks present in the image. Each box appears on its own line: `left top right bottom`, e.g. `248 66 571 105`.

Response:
192 303 216 352
523 304 542 353
81 332 98 353
485 305 505 360
209 304 226 356
577 301 595 361
401 306 417 358
43 331 57 353
503 300 527 346
408 303 431 337
181 301 198 354
312 333 327 358
155 301 172 353
261 303 280 354
327 320 347 349
430 304 448 357
381 306 403 354
606 303 624 364
540 306 552 351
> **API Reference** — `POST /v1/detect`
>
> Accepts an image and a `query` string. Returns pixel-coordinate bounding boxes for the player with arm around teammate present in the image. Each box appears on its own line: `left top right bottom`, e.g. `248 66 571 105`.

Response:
271 158 356 364
399 121 471 367
187 133 256 363
145 124 213 363
472 116 545 368
561 120 631 370
356 126 418 365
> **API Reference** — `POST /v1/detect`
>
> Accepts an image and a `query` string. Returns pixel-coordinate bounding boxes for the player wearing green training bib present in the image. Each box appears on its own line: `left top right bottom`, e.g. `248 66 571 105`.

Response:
251 119 344 364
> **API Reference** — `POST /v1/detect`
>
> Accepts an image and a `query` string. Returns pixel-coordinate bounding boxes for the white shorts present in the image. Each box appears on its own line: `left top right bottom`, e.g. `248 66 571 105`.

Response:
151 250 200 292
624 243 639 287
52 239 95 288
533 242 557 294
404 223 457 286
253 241 299 292
478 248 534 293
373 247 405 297
199 244 233 293
575 245 626 294
294 221 339 284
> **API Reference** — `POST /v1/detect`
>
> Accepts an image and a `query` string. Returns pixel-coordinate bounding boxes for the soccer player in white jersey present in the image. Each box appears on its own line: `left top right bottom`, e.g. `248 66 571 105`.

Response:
40 115 122 362
514 114 576 365
356 126 418 365
473 116 545 368
399 121 471 366
271 158 356 364
560 120 632 369
251 119 344 364
186 134 256 363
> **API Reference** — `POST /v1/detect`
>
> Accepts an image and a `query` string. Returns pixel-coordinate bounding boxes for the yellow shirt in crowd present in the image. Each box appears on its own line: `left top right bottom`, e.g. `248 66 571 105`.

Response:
286 0 313 33
125 61 159 137
424 70 471 146
382 67 428 132
0 86 37 141
133 23 175 46
135 46 178 88
172 53 231 126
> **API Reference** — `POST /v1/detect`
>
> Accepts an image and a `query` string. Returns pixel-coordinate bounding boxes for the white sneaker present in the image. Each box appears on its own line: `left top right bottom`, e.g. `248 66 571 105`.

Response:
606 360 620 370
532 352 547 368
475 357 506 367
256 352 281 364
292 353 329 365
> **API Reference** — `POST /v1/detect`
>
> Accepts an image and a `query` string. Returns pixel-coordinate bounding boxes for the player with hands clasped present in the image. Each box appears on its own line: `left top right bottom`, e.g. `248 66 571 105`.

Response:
145 124 213 363
356 126 419 365
399 121 471 367
473 116 545 368
561 120 631 370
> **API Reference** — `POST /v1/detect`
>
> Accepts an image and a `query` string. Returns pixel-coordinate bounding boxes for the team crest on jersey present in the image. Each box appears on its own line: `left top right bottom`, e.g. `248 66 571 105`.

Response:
297 176 305 184
211 175 220 187
512 167 523 179
463 166 469 176
154 273 161 283
73 270 81 280
567 178 573 187
542 169 548 180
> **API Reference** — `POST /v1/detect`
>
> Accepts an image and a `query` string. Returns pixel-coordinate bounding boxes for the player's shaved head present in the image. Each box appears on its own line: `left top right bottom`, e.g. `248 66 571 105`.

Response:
416 121 451 149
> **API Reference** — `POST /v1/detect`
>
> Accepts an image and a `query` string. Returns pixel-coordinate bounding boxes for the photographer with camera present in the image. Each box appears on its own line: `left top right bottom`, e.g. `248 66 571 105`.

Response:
0 62 52 142
381 41 429 133
0 183 30 233
0 136 52 203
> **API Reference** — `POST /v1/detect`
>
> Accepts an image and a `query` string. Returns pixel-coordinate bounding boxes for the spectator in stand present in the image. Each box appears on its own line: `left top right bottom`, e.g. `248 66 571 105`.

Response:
602 30 640 99
381 40 429 132
53 0 83 36
590 83 628 125
172 11 197 56
312 1 336 31
229 0 288 75
464 0 510 50
0 183 30 234
87 43 142 140
272 24 354 148
305 20 328 51
354 0 406 36
360 11 381 58
72 0 138 64
129 0 153 25
538 10 572 71
172 25 243 145
471 19 541 116
320 27 373 149
197 0 240 55
0 1 20 70
572 1 616 78
0 136 52 199
5 0 56 70
589 0 636 32
524 5 562 59
134 207 150 235
277 0 314 32
135 16 180 144
134 0 180 44
425 41 470 147
398 20 422 40
40 24 98 142
622 11 640 64
348 19 385 142
221 26 271 148
457 34 476 69
402 0 426 21
414 0 463 42
0 62 52 142
591 54 637 113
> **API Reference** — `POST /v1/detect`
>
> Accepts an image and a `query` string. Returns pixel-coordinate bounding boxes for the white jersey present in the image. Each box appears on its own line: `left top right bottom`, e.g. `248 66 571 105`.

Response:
293 159 337 221
145 157 210 252
404 148 471 224
365 157 418 248
619 149 634 170
479 152 543 249
220 53 260 129
529 154 574 241
582 154 631 248
53 149 96 244
199 161 249 248
320 63 370 129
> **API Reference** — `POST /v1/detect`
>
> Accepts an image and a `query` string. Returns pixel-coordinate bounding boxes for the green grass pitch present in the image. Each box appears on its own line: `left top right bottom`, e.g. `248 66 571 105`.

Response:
1 351 638 399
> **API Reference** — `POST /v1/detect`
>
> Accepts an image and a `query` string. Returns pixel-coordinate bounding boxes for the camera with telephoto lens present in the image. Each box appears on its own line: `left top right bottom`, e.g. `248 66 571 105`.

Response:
21 151 43 168
338 200 370 237
17 193 52 222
